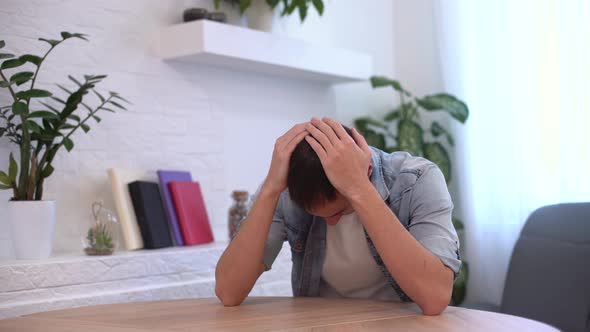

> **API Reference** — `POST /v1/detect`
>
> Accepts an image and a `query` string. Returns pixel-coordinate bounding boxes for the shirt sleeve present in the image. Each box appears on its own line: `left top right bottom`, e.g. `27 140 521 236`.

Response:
232 184 287 271
407 165 462 278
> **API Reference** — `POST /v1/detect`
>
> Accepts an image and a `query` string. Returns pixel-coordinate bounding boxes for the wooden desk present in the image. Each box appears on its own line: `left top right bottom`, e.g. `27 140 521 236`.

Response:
0 297 558 331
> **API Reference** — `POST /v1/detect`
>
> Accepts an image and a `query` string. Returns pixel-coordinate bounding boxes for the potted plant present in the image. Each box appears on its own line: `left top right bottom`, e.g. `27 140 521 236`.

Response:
213 0 324 31
0 33 128 259
354 76 470 306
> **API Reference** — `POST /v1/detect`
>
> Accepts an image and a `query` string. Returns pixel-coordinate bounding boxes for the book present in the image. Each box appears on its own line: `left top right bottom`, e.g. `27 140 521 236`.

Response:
107 168 152 250
157 170 193 246
128 181 174 249
168 181 214 245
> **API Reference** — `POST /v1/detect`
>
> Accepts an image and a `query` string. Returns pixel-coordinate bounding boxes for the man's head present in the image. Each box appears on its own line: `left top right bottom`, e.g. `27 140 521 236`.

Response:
287 125 371 225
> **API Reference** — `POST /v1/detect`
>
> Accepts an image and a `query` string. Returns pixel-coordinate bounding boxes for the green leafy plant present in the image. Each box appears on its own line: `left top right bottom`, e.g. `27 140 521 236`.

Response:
214 0 324 22
354 75 470 306
0 33 129 201
85 221 114 255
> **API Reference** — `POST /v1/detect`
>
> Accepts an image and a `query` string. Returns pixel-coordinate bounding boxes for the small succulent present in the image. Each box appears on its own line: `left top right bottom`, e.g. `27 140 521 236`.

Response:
85 222 114 255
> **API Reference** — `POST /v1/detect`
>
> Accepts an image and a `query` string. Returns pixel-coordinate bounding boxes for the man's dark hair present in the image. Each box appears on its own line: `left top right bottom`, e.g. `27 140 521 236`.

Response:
287 125 354 210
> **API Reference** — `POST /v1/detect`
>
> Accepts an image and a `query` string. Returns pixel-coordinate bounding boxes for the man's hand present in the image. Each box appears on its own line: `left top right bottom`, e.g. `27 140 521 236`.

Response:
263 122 309 196
305 117 373 200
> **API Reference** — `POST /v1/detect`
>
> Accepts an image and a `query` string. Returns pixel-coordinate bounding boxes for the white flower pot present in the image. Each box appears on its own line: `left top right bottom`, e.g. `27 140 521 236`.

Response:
246 0 276 32
8 200 56 260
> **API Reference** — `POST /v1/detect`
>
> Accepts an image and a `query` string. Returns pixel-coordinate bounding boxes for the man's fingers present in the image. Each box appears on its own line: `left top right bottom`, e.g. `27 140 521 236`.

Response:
322 117 353 142
306 122 333 151
284 130 308 154
305 136 327 161
311 118 340 145
279 122 308 144
352 127 372 158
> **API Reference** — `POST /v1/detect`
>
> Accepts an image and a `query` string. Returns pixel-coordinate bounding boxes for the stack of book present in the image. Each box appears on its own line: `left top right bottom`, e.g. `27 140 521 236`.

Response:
107 169 214 250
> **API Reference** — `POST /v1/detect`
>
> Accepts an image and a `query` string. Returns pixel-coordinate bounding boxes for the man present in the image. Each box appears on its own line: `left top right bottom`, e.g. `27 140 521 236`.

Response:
215 117 461 315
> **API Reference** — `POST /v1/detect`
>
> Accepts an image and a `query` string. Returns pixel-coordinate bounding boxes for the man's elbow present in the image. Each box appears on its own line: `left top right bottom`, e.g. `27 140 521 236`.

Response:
419 291 451 316
215 284 245 307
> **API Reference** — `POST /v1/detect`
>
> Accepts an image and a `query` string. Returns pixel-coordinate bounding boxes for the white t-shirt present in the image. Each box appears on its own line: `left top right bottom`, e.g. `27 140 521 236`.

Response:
319 212 400 301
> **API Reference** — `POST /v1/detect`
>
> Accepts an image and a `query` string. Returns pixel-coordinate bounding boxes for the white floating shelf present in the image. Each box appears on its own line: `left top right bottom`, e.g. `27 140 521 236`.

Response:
156 20 373 83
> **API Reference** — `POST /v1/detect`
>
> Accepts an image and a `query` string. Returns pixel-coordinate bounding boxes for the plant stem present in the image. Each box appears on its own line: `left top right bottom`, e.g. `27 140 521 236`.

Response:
0 69 31 200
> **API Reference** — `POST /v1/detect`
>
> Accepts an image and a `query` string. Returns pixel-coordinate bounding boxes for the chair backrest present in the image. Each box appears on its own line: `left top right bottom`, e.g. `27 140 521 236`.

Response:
501 202 590 332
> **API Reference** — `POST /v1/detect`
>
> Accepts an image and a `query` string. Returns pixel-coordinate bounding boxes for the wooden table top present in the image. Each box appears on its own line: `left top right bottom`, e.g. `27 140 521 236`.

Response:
0 297 558 331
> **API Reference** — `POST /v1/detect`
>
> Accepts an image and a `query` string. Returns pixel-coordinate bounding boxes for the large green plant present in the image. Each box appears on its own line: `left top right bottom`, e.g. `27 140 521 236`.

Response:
214 0 324 22
0 33 128 201
354 76 470 306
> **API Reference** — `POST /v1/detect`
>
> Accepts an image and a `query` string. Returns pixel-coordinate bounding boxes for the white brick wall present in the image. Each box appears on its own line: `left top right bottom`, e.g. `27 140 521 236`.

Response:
0 0 397 259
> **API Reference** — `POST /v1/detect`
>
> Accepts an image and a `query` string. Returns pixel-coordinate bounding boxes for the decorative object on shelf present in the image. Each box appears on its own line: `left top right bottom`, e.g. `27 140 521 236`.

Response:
183 8 209 22
83 201 118 256
213 0 324 31
228 190 249 239
0 33 129 259
354 75 470 306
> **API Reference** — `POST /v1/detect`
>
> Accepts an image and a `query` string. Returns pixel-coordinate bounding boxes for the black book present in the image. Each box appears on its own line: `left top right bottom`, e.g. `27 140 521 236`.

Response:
128 181 173 249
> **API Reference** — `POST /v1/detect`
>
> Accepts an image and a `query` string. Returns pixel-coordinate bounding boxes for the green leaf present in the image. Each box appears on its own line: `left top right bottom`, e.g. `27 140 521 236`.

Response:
100 107 116 113
109 100 127 110
56 84 72 94
63 137 74 152
423 142 451 183
384 110 400 122
68 114 81 123
26 120 42 133
0 170 10 185
68 75 83 87
354 117 386 133
19 54 42 66
28 111 59 119
0 40 5 48
452 217 465 231
416 93 469 123
397 120 424 156
16 89 52 99
9 152 18 182
239 0 251 14
12 101 28 115
39 102 60 114
81 124 90 133
0 53 15 60
51 96 66 104
370 76 410 96
92 115 101 122
61 32 88 41
446 133 455 146
1 58 25 70
93 90 105 102
0 80 14 88
312 0 324 15
110 92 130 104
363 130 386 150
39 38 60 46
9 71 34 86
430 121 446 137
41 165 54 179
298 1 308 22
60 124 77 130
266 0 280 9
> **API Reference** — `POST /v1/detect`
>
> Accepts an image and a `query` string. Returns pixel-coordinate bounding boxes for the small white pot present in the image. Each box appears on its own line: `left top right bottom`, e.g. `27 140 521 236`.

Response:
246 0 276 32
8 200 56 260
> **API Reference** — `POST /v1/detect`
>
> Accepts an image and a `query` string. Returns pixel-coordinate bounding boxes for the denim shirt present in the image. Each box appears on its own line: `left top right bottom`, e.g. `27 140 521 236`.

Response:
236 147 461 302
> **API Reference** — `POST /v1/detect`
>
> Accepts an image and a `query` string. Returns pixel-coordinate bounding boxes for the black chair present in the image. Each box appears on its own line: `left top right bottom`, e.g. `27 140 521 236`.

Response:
472 203 590 332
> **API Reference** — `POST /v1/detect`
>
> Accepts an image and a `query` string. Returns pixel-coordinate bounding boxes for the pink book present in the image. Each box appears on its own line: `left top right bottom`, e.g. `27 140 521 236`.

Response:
168 181 214 245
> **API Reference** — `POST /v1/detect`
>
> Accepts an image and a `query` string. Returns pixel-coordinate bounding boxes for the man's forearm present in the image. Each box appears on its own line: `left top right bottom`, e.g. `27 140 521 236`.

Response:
347 182 454 315
215 184 280 306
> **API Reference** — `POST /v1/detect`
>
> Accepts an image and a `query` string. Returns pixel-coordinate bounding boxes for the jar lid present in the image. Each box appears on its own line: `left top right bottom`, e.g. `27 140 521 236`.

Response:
231 190 249 200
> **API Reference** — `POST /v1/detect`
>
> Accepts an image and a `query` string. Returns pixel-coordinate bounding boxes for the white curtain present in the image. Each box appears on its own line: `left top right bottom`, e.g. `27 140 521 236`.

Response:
434 0 590 305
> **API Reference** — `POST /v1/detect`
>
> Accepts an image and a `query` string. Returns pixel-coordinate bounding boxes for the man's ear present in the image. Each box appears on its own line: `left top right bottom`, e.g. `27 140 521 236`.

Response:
368 163 374 178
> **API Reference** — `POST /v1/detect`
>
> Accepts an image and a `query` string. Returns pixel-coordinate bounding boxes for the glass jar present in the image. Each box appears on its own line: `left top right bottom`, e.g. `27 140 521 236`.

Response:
228 190 249 240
